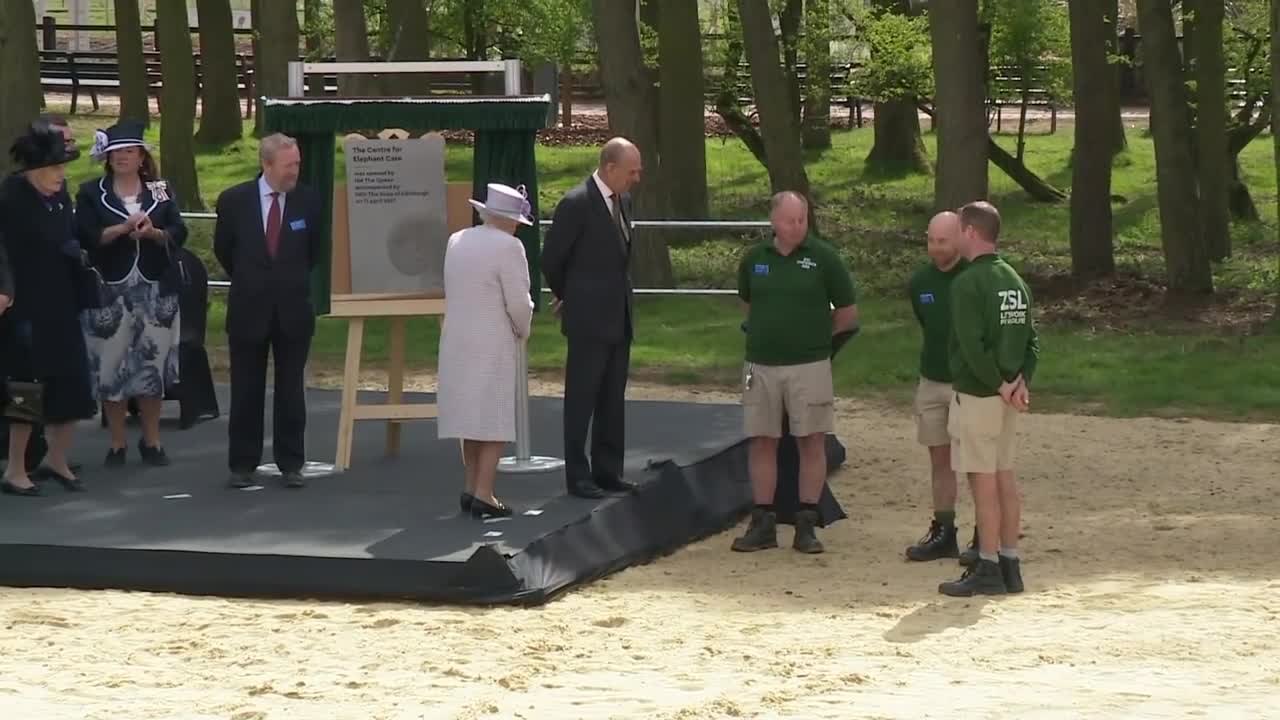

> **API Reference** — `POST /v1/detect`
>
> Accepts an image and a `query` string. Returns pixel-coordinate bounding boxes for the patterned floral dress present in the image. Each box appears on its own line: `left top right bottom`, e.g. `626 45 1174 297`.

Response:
75 177 186 403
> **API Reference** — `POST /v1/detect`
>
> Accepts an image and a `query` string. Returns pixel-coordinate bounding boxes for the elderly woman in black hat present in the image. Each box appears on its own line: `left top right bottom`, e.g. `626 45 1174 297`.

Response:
75 121 187 467
0 122 96 496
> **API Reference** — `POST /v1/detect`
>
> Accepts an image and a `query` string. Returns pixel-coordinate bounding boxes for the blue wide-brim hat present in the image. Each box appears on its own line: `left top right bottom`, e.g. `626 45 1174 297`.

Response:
90 120 151 160
9 121 80 171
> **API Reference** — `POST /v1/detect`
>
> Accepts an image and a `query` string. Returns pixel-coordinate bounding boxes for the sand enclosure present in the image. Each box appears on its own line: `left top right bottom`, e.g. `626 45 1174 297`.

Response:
2 379 1278 719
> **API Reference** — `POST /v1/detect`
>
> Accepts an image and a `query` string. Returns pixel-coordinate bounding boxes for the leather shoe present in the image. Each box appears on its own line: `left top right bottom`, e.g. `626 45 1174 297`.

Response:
228 472 255 489
595 476 638 494
282 472 305 489
567 479 605 499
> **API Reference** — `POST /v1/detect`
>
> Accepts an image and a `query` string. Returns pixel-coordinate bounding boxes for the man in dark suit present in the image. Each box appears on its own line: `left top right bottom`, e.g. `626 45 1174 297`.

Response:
541 137 643 499
213 133 322 489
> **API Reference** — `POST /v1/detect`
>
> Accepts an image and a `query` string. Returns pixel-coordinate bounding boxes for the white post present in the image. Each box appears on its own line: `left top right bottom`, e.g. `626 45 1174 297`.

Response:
498 342 564 474
502 59 522 96
287 61 305 97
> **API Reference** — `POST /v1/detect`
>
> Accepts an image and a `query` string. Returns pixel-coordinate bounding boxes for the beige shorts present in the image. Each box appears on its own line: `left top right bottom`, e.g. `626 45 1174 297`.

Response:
914 377 953 447
948 391 1019 474
743 359 835 438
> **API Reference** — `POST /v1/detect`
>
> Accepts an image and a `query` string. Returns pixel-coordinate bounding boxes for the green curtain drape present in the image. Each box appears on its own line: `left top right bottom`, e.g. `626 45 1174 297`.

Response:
261 96 550 318
473 129 543 311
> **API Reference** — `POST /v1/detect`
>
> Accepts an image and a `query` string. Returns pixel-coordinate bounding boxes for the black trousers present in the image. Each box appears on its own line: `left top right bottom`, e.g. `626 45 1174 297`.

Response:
227 313 311 474
563 335 630 485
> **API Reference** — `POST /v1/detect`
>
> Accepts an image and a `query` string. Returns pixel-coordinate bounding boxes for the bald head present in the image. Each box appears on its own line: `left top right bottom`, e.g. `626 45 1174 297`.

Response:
769 190 810 250
598 137 643 196
926 210 961 270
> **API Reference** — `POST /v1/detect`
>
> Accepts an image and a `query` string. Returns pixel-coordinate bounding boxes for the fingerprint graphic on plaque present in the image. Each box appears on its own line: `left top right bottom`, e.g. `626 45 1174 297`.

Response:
386 213 449 289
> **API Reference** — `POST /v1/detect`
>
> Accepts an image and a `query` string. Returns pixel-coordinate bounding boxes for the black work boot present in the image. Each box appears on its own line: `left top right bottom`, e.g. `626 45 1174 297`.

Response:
999 555 1024 593
906 519 959 561
939 558 1007 597
731 508 778 552
792 509 824 554
958 528 979 567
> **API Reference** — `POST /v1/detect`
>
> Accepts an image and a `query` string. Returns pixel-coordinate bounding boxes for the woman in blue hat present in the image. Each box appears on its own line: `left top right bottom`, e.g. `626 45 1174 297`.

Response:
75 121 188 467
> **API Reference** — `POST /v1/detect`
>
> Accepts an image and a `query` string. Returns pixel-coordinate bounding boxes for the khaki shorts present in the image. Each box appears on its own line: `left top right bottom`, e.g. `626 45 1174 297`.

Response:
914 377 953 447
948 391 1019 473
743 359 835 438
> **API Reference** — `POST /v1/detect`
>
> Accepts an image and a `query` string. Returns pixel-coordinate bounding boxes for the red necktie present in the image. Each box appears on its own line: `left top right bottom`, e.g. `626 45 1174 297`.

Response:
266 192 282 258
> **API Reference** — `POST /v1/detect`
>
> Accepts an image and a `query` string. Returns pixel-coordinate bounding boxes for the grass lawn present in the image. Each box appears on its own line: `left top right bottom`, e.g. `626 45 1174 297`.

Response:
55 112 1280 421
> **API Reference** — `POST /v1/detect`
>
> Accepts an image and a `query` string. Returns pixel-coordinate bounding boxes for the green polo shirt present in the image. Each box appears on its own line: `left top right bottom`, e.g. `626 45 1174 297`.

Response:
737 235 857 366
949 253 1040 397
908 258 968 383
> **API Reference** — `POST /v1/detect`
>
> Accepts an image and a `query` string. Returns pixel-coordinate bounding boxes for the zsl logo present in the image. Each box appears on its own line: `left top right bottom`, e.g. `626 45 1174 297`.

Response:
998 289 1027 311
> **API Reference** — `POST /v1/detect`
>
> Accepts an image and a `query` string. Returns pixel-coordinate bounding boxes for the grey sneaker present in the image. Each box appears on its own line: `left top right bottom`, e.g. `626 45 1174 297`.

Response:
792 509 825 554
731 508 778 552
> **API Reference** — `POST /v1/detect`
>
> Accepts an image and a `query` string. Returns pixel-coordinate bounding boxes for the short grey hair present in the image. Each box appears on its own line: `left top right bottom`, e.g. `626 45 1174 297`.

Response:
259 133 298 164
769 190 808 214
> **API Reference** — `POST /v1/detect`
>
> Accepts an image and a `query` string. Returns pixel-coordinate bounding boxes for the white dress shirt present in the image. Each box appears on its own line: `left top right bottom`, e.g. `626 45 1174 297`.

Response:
592 171 616 216
258 175 287 231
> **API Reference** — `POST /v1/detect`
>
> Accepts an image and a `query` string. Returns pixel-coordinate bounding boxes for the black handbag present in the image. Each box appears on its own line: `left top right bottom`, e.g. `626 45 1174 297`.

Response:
157 240 189 297
73 250 109 310
1 380 43 424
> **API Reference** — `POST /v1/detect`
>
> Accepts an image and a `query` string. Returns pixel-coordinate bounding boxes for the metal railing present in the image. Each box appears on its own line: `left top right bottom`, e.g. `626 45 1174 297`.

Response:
179 212 765 296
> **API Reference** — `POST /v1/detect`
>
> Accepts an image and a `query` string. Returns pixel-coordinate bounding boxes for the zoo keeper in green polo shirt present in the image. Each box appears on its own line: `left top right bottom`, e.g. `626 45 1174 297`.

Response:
904 210 977 565
730 191 858 555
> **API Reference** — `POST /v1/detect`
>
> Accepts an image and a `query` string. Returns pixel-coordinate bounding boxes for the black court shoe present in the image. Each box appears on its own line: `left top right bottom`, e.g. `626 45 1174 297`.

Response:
469 497 513 519
38 467 85 492
459 492 474 513
1 480 41 497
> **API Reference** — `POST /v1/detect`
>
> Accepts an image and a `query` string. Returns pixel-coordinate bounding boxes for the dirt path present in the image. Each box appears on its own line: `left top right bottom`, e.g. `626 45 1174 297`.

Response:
1 377 1277 719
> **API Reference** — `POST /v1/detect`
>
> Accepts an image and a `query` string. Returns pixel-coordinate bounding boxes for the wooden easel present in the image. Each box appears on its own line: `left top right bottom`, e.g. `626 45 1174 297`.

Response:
329 131 477 470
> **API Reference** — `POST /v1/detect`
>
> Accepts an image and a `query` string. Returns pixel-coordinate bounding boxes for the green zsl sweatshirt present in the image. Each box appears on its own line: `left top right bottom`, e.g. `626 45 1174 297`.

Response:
948 254 1040 397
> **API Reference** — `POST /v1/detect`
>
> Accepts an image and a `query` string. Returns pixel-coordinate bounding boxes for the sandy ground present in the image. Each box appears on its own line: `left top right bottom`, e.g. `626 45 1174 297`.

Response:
2 375 1279 719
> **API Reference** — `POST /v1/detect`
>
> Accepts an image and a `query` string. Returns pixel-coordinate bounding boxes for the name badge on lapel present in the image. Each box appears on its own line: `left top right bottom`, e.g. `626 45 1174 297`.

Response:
290 219 307 231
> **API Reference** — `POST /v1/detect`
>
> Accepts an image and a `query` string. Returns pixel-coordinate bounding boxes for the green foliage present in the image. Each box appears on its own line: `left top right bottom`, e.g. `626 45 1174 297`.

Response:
1223 0 1272 108
848 6 933 102
982 0 1073 104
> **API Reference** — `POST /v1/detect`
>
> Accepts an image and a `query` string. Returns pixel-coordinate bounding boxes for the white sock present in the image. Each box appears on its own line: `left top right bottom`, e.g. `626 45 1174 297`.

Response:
999 547 1019 560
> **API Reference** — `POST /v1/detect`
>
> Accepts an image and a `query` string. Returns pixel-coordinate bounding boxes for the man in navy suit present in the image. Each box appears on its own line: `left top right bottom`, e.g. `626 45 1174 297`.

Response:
214 134 322 489
541 138 643 499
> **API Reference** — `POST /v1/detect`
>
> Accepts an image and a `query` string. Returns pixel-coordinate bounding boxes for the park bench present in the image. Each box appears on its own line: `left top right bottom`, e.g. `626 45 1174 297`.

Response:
988 65 1060 134
39 50 255 119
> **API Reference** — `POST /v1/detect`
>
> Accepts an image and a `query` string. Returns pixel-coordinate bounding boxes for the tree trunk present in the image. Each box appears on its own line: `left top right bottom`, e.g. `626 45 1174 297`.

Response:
928 0 988 212
867 98 930 174
156 0 204 211
0 0 41 168
866 0 928 174
1068 0 1116 279
778 0 803 127
801 0 832 149
737 0 813 208
252 0 299 136
195 0 243 144
114 0 150 126
1227 154 1259 222
658 0 709 220
334 0 375 97
1192 0 1229 261
1136 0 1212 294
712 1 769 167
591 0 672 286
987 138 1067 202
1104 0 1126 153
385 0 431 96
